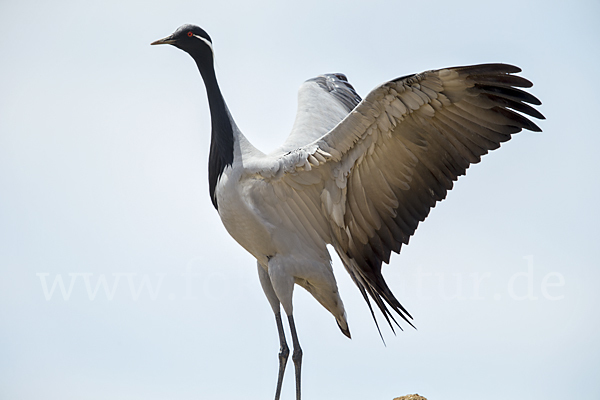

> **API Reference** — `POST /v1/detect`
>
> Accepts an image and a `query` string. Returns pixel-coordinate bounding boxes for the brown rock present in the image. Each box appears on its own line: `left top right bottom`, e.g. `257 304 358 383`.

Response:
393 395 427 400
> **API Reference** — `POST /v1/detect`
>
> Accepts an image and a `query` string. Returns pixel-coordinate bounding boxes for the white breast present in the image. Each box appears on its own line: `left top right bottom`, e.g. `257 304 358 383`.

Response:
215 167 276 265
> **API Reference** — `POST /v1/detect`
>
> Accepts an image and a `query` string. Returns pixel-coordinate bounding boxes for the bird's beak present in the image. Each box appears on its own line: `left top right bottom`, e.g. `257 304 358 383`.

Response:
151 35 176 46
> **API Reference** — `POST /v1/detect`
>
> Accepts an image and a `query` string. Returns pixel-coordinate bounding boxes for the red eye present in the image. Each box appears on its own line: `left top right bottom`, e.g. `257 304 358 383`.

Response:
187 31 193 37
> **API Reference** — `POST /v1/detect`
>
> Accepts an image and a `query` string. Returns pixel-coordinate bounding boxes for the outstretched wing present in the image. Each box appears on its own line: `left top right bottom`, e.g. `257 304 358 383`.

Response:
252 63 544 334
274 74 362 154
318 63 544 331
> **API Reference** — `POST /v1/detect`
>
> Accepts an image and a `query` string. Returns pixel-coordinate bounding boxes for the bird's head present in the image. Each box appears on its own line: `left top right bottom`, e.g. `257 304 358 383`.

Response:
151 24 213 62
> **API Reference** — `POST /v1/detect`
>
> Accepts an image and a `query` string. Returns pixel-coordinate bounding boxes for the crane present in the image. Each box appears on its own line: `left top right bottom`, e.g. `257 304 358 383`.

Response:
151 24 544 400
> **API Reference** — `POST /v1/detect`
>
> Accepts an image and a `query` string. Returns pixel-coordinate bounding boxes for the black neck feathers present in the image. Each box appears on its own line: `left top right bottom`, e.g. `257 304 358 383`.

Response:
193 56 235 210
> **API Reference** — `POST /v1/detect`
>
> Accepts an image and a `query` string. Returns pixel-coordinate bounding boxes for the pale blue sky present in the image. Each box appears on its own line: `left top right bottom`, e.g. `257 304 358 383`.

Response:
1 1 599 399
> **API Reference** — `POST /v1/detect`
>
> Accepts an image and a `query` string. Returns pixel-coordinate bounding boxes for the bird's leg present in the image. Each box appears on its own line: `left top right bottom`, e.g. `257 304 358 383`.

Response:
288 315 303 400
274 311 289 400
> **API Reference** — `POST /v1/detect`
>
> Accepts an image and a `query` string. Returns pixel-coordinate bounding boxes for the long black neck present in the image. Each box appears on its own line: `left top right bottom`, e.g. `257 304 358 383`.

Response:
194 58 235 210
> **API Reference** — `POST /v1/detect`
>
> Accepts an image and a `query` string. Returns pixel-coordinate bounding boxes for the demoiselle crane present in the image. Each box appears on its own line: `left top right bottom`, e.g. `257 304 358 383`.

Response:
151 24 544 400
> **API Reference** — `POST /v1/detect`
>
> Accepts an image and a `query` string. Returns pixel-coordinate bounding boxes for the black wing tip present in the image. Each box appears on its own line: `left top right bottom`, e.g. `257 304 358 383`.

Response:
467 66 545 129
365 272 416 333
337 320 352 339
391 73 417 83
449 63 523 77
494 105 544 132
347 264 415 342
528 121 543 132
308 73 362 112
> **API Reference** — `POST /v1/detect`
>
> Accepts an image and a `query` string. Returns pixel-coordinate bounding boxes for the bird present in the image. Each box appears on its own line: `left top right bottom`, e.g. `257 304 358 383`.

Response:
151 24 544 400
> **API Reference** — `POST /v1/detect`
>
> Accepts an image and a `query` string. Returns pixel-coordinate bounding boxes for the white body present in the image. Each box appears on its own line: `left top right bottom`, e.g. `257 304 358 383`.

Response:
215 80 351 330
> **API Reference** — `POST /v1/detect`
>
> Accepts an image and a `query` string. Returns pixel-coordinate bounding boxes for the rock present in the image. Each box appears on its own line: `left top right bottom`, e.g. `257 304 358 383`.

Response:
393 395 427 400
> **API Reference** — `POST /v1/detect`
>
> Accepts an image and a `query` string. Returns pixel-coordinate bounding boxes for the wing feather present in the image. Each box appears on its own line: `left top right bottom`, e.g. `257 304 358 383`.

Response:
319 63 543 331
